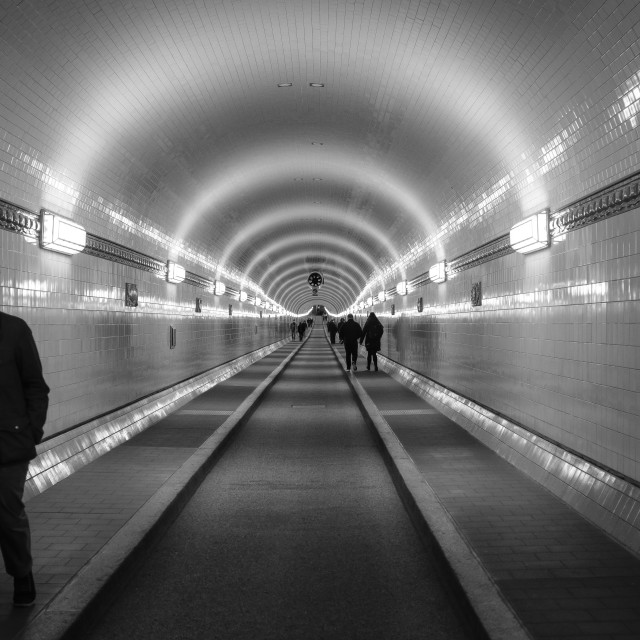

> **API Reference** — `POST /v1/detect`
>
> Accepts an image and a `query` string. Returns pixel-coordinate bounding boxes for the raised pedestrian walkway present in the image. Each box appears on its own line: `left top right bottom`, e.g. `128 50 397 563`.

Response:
331 334 640 640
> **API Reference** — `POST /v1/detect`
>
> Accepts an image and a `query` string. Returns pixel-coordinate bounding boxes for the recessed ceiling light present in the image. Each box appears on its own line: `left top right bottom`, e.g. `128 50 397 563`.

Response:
278 82 293 87
312 178 323 181
294 178 304 182
309 83 325 87
311 142 324 146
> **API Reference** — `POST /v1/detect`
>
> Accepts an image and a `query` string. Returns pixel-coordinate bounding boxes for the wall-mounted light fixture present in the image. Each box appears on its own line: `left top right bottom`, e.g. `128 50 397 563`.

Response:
40 209 86 255
429 261 447 284
239 290 248 302
366 296 373 307
396 280 408 296
255 296 262 307
378 290 386 302
510 209 550 253
166 261 185 283
214 280 226 296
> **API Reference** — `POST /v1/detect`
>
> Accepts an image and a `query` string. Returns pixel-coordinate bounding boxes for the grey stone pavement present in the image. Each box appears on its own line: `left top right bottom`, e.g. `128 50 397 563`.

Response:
0 324 638 639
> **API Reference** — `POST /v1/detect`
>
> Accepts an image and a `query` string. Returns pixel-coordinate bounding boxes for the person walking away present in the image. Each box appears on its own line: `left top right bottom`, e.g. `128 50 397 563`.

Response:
327 319 338 344
289 320 296 340
0 311 49 607
297 320 306 341
337 318 345 344
360 312 384 371
338 313 362 371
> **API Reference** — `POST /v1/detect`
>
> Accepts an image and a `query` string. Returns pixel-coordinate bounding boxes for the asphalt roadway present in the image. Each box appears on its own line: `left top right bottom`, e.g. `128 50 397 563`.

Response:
78 328 476 640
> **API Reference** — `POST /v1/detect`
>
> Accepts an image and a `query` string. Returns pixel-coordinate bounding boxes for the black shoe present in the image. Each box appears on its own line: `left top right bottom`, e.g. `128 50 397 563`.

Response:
366 366 370 370
353 364 357 371
13 572 36 607
375 367 378 371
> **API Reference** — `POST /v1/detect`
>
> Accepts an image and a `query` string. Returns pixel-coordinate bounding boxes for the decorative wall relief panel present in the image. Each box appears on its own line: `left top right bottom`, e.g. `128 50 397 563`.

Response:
471 282 482 307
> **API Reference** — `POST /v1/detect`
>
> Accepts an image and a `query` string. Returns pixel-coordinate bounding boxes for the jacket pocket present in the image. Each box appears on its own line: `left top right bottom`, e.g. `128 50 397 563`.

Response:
0 420 36 465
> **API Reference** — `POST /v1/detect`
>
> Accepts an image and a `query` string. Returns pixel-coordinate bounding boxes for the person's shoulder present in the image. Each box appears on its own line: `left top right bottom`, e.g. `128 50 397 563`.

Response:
0 311 28 330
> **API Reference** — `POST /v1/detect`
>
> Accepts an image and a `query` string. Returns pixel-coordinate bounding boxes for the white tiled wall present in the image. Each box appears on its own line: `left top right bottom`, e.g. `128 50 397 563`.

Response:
1 230 289 439
0 0 639 487
382 207 640 482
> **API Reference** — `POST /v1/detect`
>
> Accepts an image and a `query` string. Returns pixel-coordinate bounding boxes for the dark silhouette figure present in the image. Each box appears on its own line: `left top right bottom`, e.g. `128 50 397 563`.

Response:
360 312 384 371
0 311 49 607
338 313 362 371
327 319 338 344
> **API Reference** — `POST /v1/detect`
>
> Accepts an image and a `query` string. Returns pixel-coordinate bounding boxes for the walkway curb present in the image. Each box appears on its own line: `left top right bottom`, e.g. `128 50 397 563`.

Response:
17 340 304 640
328 338 532 640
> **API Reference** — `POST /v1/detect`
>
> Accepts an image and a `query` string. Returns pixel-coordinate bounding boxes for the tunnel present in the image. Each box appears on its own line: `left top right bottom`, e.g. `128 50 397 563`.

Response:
0 1 639 638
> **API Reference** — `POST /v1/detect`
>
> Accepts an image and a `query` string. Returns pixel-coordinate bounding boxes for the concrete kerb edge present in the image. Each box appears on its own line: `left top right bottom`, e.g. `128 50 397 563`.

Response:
327 338 531 640
17 339 304 640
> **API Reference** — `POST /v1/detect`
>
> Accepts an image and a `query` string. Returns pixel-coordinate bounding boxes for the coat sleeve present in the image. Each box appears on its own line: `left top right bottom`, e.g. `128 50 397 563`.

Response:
16 323 49 444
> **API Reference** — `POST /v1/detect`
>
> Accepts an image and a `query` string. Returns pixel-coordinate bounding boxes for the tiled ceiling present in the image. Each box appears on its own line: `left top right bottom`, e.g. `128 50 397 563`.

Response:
1 0 636 312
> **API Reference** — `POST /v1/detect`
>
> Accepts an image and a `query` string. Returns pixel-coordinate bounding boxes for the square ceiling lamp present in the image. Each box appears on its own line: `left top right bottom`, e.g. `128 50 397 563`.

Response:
396 280 408 296
40 210 86 255
429 261 447 284
214 280 226 295
378 290 386 302
255 296 262 307
166 261 185 283
510 210 550 254
366 296 373 307
239 290 248 302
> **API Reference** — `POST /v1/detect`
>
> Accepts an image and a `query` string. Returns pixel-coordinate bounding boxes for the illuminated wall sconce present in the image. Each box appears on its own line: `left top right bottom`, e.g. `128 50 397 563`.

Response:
510 209 550 253
255 296 262 307
125 283 138 307
195 297 202 313
417 297 423 312
239 290 248 302
366 296 373 307
378 290 386 302
429 261 447 283
214 280 226 295
169 326 177 349
166 261 185 283
40 209 86 255
359 301 366 310
396 280 408 296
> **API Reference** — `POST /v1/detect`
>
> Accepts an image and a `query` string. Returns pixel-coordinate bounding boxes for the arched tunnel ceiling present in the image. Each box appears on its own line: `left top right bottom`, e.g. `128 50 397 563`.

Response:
1 1 625 312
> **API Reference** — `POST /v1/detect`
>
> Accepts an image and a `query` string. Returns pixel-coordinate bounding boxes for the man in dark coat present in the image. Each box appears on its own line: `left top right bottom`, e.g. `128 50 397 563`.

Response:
338 313 362 371
0 311 49 606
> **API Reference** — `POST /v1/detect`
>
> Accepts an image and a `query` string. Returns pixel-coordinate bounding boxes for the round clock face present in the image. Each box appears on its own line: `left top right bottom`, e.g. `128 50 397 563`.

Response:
307 272 323 287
